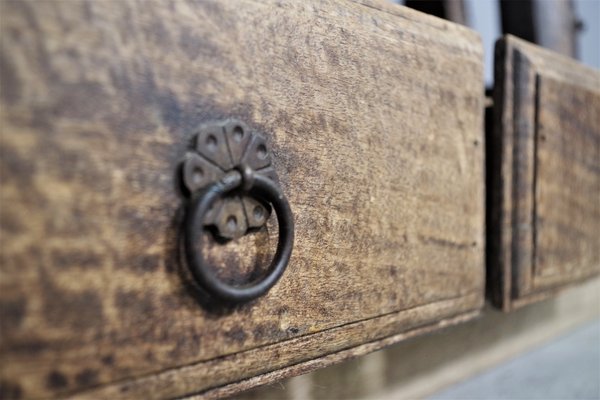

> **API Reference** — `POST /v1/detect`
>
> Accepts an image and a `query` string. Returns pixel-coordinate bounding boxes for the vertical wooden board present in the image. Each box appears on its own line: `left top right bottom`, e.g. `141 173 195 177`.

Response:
1 0 484 398
534 76 600 287
489 35 600 311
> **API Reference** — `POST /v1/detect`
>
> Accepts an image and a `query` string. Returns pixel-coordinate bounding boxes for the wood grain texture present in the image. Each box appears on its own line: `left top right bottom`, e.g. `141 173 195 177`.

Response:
189 310 480 400
0 0 484 398
73 297 480 400
488 35 600 311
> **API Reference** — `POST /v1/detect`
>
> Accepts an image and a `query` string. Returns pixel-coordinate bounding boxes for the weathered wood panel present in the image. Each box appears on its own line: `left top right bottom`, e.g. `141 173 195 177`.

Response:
488 35 600 311
0 0 484 398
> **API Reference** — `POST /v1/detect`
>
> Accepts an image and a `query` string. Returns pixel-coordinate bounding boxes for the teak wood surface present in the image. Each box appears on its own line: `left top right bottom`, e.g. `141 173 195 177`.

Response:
0 1 484 398
488 36 600 311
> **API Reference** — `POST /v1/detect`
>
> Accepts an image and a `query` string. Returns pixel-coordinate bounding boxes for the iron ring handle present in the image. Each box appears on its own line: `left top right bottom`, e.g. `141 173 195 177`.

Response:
184 170 294 303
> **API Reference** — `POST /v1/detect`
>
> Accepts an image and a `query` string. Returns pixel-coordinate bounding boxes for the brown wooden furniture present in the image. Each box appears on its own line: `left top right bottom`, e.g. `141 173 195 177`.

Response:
0 1 484 398
487 35 600 311
0 2 598 400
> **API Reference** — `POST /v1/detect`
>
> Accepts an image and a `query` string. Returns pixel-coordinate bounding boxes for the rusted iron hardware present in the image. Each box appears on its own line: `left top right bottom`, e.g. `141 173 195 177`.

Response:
181 119 294 302
182 120 279 239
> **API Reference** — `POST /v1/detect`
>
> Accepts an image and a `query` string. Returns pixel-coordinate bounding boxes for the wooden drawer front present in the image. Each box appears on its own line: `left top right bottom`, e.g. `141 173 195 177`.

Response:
489 35 600 311
0 1 484 398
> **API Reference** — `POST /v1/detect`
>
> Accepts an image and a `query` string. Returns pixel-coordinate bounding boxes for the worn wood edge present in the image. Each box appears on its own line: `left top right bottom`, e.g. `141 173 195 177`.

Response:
532 260 600 291
491 36 560 311
351 0 482 43
510 45 537 299
69 293 482 399
489 35 540 311
488 37 513 312
503 35 599 89
511 270 600 311
193 310 480 400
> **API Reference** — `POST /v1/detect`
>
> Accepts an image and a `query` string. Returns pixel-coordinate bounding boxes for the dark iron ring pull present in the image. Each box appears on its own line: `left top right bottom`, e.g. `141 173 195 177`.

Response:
184 169 294 303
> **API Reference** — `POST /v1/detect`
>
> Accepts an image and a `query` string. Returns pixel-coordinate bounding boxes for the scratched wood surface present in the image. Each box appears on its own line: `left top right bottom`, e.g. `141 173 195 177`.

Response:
488 35 600 311
0 1 484 398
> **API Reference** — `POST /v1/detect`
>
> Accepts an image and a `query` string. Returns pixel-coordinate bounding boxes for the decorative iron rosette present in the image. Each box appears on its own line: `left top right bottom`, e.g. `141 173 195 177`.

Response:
181 119 279 239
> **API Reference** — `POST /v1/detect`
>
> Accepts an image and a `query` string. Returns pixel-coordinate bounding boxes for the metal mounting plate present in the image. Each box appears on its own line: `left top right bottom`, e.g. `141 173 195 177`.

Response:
182 119 279 239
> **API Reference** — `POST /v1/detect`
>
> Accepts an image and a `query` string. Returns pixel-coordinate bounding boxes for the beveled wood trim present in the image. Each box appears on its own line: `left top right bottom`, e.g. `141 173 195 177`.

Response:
71 294 481 399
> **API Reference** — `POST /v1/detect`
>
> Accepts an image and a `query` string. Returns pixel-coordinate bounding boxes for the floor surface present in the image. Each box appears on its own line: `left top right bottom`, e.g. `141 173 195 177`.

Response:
430 319 600 399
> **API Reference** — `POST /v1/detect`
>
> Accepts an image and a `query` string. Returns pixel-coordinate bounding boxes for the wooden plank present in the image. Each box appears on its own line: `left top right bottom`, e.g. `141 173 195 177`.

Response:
488 35 600 311
72 297 480 399
533 75 600 288
0 0 484 398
